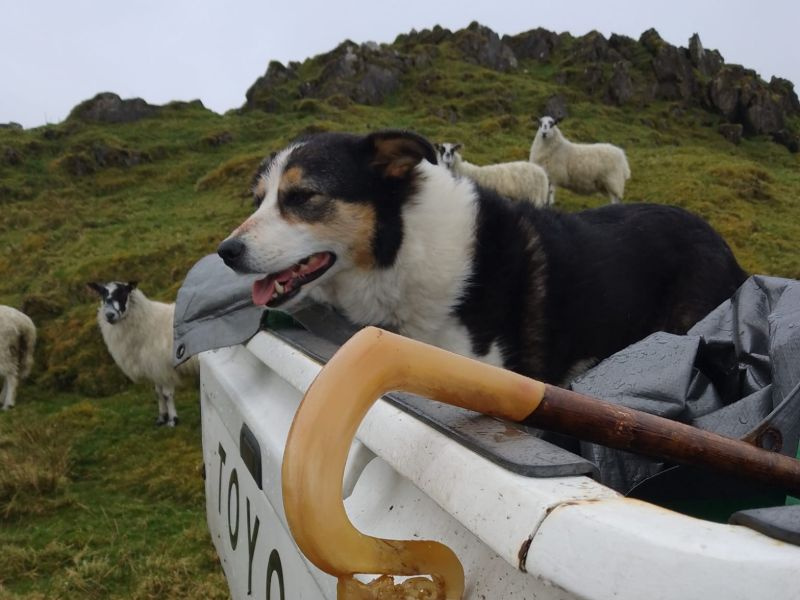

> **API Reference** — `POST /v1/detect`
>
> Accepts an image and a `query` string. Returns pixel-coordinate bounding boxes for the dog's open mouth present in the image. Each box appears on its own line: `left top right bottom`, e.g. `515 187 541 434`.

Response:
252 251 336 308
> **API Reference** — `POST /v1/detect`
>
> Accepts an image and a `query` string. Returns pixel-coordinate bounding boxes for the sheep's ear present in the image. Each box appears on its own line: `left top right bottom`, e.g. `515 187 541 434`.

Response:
433 143 444 154
127 281 138 290
365 130 438 176
553 115 563 124
87 282 107 297
453 143 463 152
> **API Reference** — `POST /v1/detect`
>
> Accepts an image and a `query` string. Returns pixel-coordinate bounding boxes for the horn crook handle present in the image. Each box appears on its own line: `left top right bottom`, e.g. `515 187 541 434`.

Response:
282 327 800 599
282 327 544 599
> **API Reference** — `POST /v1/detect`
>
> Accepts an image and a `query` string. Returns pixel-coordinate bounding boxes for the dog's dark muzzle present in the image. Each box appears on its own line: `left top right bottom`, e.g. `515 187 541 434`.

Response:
217 238 247 271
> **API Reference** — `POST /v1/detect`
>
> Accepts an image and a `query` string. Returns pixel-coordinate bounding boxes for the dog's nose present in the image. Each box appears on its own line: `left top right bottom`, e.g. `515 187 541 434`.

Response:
105 312 117 323
217 238 246 269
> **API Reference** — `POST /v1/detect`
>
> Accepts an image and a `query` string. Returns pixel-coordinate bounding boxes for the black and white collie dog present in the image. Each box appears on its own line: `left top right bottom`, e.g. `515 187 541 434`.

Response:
218 130 746 384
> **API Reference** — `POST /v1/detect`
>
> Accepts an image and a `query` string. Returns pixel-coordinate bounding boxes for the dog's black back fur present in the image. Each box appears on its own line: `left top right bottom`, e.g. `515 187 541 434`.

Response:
457 195 747 383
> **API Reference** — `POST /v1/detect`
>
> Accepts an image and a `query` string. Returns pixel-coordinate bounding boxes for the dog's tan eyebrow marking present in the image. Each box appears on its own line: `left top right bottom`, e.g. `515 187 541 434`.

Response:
280 166 305 190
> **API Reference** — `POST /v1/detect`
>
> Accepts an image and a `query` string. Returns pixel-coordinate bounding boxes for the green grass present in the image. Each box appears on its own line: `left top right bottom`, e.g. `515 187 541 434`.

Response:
0 390 227 599
0 29 799 597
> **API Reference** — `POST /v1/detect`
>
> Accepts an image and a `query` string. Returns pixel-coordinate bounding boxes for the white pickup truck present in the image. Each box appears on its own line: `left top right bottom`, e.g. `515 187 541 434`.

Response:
195 304 800 600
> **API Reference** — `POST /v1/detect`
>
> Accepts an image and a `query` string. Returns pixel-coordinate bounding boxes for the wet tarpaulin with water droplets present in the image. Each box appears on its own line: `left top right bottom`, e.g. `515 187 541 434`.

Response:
570 275 800 494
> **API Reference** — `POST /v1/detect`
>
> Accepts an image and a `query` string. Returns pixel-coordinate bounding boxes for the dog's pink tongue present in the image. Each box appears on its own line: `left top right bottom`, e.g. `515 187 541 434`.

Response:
252 277 276 306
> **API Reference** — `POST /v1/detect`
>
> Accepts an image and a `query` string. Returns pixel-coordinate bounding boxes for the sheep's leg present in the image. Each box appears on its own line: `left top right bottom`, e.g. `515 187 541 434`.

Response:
2 375 17 410
547 184 556 205
609 194 620 204
164 388 179 427
154 386 169 426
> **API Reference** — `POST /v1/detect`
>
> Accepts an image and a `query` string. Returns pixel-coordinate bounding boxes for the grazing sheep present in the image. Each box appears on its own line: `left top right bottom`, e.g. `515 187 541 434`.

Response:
0 306 36 411
88 281 198 427
435 142 551 207
529 116 631 204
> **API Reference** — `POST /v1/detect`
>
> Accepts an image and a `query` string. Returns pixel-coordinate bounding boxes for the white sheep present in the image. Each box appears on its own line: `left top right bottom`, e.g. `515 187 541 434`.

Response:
0 305 36 411
88 281 198 427
435 142 551 207
529 116 631 204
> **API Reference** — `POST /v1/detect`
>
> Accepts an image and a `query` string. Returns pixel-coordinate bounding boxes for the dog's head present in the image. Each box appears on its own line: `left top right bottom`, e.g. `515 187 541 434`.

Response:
536 115 560 141
87 281 138 324
218 130 438 311
433 142 462 170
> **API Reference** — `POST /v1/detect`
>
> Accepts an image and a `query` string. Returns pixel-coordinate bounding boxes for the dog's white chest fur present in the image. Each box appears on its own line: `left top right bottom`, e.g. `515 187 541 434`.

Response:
311 163 500 364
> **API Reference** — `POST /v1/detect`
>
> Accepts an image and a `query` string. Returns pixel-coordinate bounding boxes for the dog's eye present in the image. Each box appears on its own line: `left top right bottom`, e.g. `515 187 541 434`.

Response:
283 189 316 205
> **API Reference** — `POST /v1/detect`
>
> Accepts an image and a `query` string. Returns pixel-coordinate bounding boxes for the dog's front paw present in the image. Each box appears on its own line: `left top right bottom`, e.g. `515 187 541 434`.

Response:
155 413 169 426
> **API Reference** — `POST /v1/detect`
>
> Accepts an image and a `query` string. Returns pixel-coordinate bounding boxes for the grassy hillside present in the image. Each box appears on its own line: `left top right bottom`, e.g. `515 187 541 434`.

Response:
1 23 799 597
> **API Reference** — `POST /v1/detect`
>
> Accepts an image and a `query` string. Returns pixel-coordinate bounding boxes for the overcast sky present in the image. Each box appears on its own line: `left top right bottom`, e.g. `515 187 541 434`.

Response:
2 0 798 129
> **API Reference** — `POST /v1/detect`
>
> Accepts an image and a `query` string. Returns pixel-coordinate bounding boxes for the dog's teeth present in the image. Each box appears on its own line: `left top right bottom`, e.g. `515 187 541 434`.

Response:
274 281 284 294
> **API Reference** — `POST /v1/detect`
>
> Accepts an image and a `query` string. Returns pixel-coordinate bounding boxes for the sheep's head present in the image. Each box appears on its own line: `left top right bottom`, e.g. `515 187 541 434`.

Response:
536 116 560 141
434 142 462 170
87 281 138 324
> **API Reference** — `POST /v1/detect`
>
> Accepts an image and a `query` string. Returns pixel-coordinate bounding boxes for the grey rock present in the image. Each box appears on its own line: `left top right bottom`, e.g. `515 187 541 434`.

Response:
608 34 639 61
607 61 634 105
68 92 158 123
771 129 799 153
580 64 606 94
718 123 743 145
245 61 298 111
744 88 785 134
639 28 665 54
568 30 616 64
688 33 723 77
504 27 560 62
542 94 569 120
300 43 405 106
769 77 800 115
651 43 698 101
454 22 517 72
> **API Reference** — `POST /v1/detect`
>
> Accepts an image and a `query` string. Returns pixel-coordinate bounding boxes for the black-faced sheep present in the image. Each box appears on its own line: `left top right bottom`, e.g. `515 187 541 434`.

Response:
435 142 551 207
529 116 631 204
88 281 198 427
0 305 36 411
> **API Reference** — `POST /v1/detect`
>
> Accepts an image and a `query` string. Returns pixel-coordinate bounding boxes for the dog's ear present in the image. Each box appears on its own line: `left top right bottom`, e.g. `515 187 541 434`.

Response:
127 281 138 291
366 130 438 176
433 143 444 154
87 282 106 297
453 143 463 152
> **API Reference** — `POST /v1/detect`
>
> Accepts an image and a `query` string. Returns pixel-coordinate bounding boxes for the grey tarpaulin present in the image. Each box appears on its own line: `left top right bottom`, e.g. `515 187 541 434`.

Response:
174 258 800 494
172 254 264 366
572 275 800 493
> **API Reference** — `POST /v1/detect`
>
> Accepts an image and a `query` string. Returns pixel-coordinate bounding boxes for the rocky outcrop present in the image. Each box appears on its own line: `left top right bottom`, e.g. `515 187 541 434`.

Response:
298 42 406 106
718 123 743 145
650 41 699 101
606 61 634 105
708 65 792 138
771 129 800 153
244 61 299 112
503 27 561 62
68 93 158 124
567 30 617 64
688 33 723 77
237 22 799 151
608 34 639 61
453 22 517 71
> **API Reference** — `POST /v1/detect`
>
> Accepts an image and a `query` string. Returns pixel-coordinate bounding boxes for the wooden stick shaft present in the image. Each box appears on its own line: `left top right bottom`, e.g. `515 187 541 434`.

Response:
524 385 800 495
